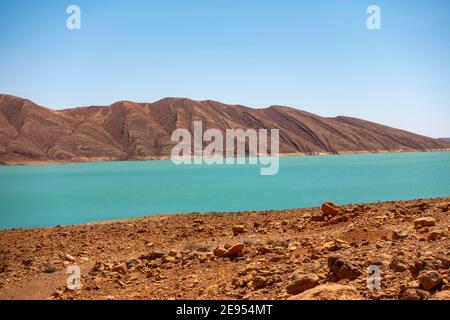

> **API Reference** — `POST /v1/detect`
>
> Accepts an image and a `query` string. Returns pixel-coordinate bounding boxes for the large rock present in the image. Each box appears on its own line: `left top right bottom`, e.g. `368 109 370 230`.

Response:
224 243 245 257
288 284 361 300
428 230 444 241
286 274 319 295
252 276 268 289
410 256 443 275
214 243 245 258
414 217 436 229
419 270 443 291
327 255 362 280
401 289 430 300
232 225 245 236
321 202 340 216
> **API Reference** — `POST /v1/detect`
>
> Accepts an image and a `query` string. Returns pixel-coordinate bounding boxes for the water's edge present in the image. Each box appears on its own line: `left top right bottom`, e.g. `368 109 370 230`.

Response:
2 148 450 167
1 151 450 230
2 196 449 232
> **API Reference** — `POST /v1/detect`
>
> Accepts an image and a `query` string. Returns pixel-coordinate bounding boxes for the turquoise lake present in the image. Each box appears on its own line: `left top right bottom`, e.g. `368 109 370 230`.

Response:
0 152 449 230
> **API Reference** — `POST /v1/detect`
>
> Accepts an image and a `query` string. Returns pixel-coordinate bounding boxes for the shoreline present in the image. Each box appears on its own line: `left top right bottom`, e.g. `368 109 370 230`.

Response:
2 148 450 167
1 197 449 233
1 197 449 300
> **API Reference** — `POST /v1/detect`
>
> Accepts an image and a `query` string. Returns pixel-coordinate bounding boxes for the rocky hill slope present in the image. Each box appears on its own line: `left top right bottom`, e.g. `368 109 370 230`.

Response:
1 94 449 164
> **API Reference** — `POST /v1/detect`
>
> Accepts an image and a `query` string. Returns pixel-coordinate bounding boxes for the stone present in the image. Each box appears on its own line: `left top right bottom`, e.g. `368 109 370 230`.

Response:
334 239 350 248
215 244 245 258
198 253 209 263
428 230 444 241
321 202 340 217
232 275 252 288
322 241 337 251
0 264 8 273
437 203 449 212
224 243 245 257
419 270 443 291
327 255 362 280
392 229 408 240
168 249 178 257
401 289 430 300
93 277 102 290
288 284 361 300
52 290 64 299
161 255 177 264
327 215 349 225
253 276 267 289
322 239 350 252
272 275 282 283
22 259 33 266
91 261 105 273
286 273 319 295
64 254 76 263
409 256 442 276
42 265 57 273
112 262 128 275
232 225 245 236
390 257 409 272
368 254 390 268
213 247 227 257
116 279 126 287
414 217 436 229
268 255 286 262
256 246 272 255
431 290 450 300
257 228 268 234
139 251 165 260
402 280 420 290
311 213 324 222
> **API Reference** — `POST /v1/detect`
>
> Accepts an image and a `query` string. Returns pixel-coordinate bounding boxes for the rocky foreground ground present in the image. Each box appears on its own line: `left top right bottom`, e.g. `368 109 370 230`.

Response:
0 198 449 300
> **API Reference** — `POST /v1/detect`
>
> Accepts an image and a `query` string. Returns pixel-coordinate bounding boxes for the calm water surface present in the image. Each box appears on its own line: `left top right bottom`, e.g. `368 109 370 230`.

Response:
1 152 449 230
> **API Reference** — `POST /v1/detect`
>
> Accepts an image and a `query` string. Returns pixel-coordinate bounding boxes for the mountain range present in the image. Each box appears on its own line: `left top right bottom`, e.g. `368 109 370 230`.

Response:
0 94 449 164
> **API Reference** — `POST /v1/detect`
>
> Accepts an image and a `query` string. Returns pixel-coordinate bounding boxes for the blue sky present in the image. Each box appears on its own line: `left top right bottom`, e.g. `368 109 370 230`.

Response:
0 0 449 137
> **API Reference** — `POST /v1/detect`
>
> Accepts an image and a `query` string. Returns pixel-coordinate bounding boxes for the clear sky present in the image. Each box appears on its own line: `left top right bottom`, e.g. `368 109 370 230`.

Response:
0 0 449 137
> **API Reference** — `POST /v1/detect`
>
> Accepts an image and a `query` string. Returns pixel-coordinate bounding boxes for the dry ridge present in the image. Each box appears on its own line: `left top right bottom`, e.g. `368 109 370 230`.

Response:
1 94 449 164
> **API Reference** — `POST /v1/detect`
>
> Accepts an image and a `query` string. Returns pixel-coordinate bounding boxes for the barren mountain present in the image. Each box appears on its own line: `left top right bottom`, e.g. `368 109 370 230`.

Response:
0 94 449 164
